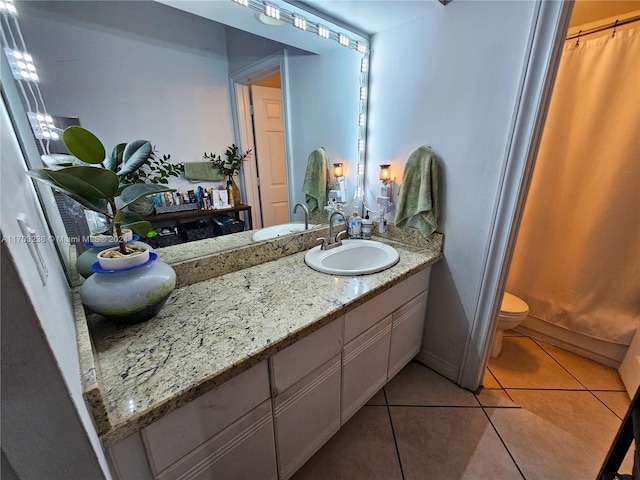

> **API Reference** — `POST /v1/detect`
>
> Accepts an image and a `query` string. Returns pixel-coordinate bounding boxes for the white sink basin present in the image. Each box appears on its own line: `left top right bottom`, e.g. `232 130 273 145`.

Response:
305 239 399 276
252 223 316 242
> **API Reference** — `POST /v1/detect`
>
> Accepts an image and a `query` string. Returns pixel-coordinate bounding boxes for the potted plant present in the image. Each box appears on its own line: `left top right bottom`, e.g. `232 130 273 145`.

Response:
27 126 177 323
203 144 251 206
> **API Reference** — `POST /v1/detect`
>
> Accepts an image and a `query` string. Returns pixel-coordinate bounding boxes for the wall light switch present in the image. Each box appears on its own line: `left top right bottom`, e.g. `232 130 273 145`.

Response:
16 213 48 286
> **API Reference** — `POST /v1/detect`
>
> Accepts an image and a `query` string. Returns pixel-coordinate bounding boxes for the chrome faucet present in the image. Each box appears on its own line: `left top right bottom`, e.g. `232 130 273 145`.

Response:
318 211 348 250
293 203 310 230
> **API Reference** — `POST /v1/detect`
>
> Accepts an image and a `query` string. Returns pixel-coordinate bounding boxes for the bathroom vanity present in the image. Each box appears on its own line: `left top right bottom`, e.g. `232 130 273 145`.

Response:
75 228 443 480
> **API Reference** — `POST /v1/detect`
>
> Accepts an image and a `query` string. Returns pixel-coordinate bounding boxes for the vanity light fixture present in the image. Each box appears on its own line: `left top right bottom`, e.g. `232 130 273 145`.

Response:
379 164 391 183
379 164 393 199
357 42 367 54
359 113 366 127
293 13 307 30
358 139 365 152
232 0 249 6
0 0 17 16
361 57 369 73
264 2 280 20
339 33 350 47
317 24 330 39
359 86 367 100
4 48 39 82
27 112 59 140
333 163 344 178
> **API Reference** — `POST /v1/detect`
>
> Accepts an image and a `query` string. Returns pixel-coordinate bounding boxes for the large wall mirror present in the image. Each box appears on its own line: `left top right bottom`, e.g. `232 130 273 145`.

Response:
10 0 369 274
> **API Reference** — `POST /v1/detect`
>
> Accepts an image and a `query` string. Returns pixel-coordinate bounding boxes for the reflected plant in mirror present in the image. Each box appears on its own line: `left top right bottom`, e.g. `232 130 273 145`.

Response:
27 126 174 254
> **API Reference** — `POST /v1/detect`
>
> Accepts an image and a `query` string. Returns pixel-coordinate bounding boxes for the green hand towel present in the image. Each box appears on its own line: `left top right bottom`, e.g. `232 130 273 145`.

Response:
302 148 329 212
395 145 439 236
184 162 224 181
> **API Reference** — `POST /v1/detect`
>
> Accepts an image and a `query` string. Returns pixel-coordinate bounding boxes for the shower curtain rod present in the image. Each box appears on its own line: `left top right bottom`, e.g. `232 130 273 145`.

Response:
566 14 640 40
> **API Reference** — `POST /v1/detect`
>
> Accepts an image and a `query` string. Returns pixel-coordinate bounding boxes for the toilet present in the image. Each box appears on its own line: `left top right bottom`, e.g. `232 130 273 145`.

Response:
491 292 529 358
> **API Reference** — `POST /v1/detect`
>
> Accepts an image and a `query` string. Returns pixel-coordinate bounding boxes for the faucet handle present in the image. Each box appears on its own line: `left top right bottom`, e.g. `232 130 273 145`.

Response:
315 237 328 249
335 230 348 243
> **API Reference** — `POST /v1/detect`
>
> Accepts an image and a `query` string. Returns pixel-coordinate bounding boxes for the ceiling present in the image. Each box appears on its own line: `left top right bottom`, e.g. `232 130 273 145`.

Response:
295 0 640 37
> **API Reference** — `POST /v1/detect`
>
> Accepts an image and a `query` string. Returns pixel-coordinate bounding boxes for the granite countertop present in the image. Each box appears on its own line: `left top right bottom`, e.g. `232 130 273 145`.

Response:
78 232 443 448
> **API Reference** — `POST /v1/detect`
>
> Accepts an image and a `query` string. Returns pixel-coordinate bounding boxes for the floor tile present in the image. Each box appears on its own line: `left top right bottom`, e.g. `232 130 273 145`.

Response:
292 406 402 480
536 340 626 391
390 406 523 479
385 362 478 406
486 407 603 479
505 389 623 457
476 388 519 408
488 337 584 389
365 388 386 406
592 390 631 419
483 368 502 389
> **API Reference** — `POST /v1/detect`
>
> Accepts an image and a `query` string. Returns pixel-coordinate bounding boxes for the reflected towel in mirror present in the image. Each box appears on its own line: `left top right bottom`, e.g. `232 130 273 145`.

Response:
395 145 439 236
302 147 329 211
184 162 224 182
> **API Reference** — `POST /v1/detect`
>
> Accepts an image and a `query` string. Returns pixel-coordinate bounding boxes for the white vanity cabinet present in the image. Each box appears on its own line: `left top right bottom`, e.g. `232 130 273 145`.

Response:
106 267 432 480
270 318 343 480
108 361 277 480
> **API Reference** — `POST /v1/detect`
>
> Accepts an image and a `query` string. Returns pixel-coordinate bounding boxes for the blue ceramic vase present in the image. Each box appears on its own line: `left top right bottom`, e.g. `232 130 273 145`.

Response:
80 250 176 324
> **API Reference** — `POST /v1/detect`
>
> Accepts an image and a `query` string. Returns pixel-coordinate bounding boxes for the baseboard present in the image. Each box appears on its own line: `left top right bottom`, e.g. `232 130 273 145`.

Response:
415 349 459 383
516 316 628 368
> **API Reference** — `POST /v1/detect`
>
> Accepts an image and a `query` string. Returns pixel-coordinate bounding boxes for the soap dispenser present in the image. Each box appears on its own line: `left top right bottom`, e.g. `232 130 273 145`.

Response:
348 210 362 239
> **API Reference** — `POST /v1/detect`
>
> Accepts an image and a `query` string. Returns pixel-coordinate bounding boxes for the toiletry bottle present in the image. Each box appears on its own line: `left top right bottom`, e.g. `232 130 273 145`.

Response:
348 210 362 239
362 214 373 239
227 180 235 207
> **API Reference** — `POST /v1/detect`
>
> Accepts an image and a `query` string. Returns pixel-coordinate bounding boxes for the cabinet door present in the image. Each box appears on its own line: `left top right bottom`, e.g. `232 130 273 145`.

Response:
388 291 428 381
342 315 392 424
155 400 277 480
273 354 341 480
270 317 343 394
142 361 270 475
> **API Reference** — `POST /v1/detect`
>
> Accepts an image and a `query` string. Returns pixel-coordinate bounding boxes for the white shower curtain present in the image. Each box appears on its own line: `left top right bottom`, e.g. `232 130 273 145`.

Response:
507 27 640 345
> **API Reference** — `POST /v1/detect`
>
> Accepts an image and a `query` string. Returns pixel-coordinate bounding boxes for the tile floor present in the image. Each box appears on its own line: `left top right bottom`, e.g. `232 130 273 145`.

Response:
292 331 632 480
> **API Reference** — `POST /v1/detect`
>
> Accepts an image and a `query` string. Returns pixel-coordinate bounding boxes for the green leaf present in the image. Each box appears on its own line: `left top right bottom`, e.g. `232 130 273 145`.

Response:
121 211 144 224
125 221 152 238
113 211 126 224
105 143 126 172
44 166 119 200
62 126 106 164
27 169 109 214
119 183 175 207
118 140 153 176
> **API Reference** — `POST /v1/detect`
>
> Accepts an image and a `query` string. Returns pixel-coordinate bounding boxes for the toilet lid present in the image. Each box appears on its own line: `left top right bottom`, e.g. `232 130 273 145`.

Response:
501 292 529 315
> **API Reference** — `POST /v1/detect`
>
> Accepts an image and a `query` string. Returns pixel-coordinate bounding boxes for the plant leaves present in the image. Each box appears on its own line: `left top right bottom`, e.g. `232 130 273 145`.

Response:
105 143 126 172
125 221 152 238
27 169 109 214
119 183 175 207
113 211 126 224
118 140 152 176
44 166 119 200
62 126 106 164
121 211 144 224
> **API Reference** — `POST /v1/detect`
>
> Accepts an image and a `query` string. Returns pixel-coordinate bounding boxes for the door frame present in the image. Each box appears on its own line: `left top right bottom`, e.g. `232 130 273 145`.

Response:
229 51 293 230
458 0 574 389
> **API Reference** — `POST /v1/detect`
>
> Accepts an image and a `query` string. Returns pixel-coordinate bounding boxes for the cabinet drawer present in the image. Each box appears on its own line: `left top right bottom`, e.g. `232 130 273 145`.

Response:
155 400 277 480
273 354 341 480
344 267 430 343
342 315 392 424
388 290 428 380
270 317 343 394
142 361 270 475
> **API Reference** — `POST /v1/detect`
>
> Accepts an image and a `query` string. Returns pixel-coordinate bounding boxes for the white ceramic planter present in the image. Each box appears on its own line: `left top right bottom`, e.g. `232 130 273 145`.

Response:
96 244 150 271
89 228 133 245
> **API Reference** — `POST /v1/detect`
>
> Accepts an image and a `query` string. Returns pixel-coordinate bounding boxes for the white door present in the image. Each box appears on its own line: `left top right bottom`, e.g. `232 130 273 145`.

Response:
251 85 288 227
